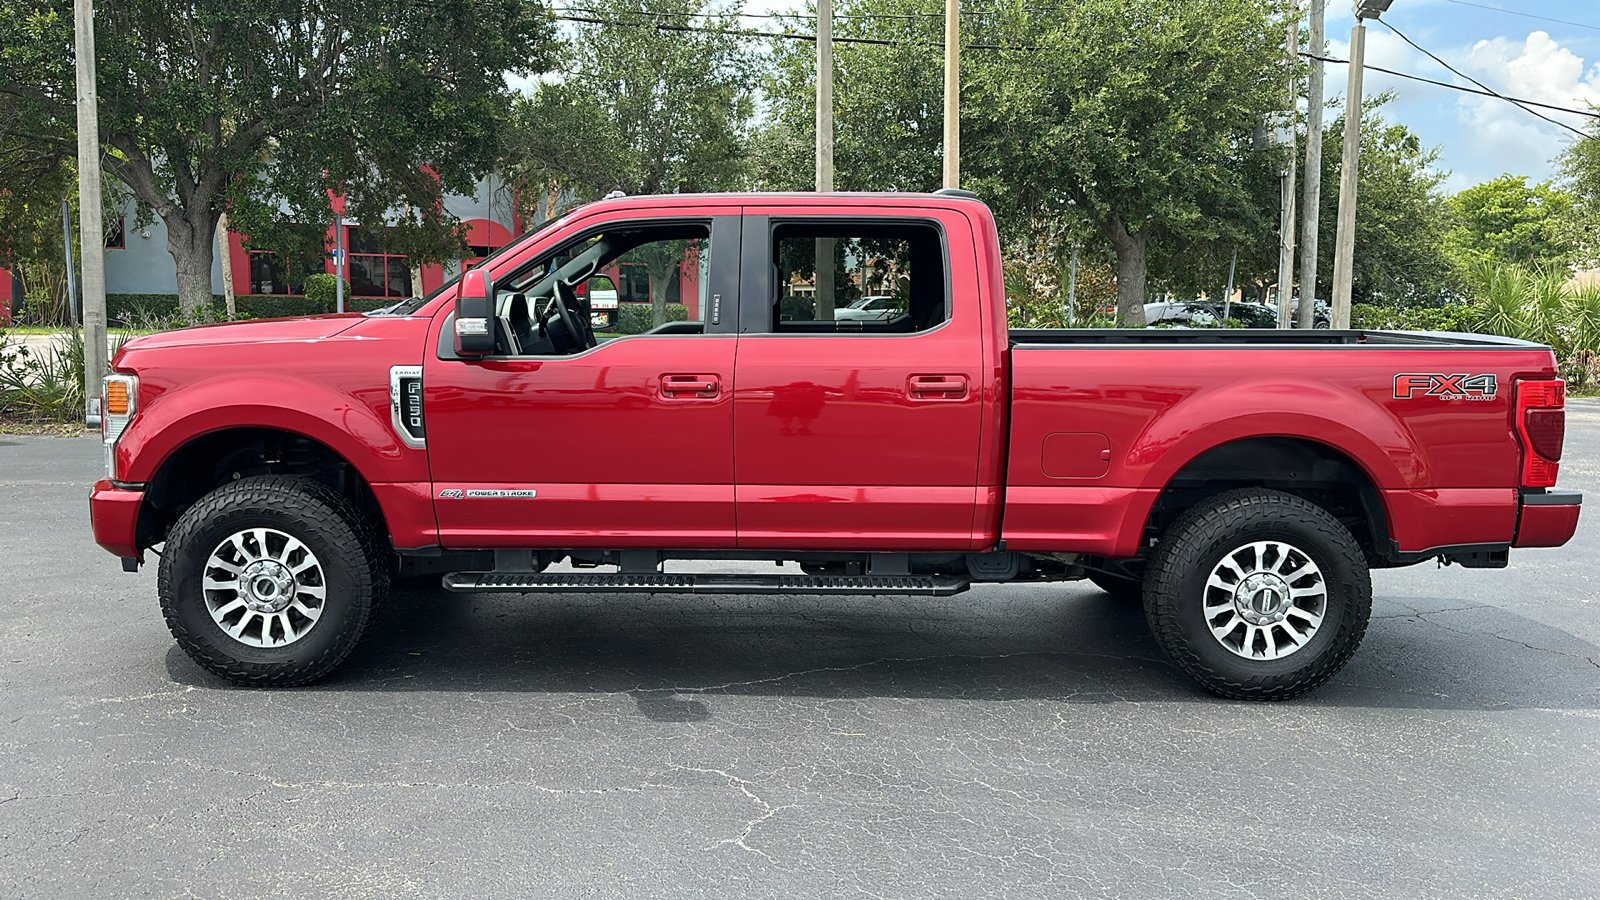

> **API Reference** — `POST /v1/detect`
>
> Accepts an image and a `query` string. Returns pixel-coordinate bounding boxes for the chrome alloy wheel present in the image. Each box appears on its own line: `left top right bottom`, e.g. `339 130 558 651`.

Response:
201 528 327 648
1202 540 1327 661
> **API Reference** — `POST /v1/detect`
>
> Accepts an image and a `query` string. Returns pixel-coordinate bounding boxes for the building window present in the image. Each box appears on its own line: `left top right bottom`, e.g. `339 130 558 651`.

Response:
615 262 682 305
250 251 321 295
105 218 125 250
346 227 413 298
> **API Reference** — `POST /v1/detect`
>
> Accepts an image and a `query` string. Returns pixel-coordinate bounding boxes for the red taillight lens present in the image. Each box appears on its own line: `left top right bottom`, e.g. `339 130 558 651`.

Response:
1516 379 1565 488
1525 409 1565 461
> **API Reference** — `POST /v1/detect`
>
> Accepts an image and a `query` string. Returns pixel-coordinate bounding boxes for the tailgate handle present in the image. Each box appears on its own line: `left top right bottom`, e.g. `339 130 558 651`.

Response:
662 374 721 397
908 374 968 397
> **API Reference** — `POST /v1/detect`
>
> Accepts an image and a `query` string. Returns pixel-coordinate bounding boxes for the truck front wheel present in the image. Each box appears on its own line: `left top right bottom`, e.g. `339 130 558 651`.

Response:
1143 488 1371 700
157 476 387 686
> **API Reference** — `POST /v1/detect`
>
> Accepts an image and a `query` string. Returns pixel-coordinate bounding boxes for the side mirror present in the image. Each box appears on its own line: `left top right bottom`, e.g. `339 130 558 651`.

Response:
454 268 497 357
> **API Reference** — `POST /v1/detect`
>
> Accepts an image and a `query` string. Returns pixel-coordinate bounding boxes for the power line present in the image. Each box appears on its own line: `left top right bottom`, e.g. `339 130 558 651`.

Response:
548 8 1600 133
1303 52 1600 120
550 13 1046 51
1442 0 1600 34
1377 19 1591 138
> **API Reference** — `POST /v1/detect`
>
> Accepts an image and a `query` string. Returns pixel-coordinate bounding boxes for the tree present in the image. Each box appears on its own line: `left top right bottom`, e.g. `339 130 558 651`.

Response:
964 0 1287 324
501 0 757 325
0 1 554 312
1310 105 1456 306
1557 125 1600 267
754 0 1289 325
1446 174 1577 273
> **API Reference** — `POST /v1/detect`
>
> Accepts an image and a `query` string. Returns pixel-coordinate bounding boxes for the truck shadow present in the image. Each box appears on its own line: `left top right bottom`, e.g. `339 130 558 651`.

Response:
164 583 1600 712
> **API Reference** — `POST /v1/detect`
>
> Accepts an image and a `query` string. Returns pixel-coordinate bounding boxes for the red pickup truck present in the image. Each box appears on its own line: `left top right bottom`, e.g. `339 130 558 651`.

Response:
89 190 1581 699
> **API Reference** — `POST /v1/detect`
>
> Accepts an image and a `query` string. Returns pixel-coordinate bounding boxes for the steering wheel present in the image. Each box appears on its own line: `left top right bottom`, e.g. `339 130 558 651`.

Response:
555 280 596 350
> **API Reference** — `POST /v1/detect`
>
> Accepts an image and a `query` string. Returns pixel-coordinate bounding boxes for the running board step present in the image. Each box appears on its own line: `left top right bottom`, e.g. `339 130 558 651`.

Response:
444 572 971 596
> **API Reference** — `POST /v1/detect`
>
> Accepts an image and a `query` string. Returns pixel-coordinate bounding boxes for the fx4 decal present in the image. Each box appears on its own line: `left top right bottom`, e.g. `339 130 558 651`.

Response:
1394 373 1498 401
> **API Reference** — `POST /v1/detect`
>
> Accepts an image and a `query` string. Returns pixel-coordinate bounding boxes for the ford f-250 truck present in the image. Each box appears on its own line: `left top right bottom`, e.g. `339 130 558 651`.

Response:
89 190 1582 699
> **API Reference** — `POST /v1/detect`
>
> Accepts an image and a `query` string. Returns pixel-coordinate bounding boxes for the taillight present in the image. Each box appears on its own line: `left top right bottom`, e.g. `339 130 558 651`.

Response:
1515 379 1564 488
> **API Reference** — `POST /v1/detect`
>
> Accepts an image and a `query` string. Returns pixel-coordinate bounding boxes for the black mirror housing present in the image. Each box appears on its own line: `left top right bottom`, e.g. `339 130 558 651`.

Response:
454 268 497 357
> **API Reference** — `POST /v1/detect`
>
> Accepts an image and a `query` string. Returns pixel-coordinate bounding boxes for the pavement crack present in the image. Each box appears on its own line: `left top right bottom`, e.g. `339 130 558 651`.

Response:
677 766 787 859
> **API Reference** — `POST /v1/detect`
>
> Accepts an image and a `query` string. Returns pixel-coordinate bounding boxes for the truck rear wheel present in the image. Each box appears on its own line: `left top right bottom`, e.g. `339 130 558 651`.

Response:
157 476 387 686
1143 488 1370 700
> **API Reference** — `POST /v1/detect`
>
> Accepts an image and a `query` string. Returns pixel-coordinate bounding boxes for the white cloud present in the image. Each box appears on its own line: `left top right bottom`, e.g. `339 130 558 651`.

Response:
1454 31 1600 184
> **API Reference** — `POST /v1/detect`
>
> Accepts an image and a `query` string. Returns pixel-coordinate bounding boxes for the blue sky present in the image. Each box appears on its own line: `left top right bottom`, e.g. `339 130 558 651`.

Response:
740 0 1600 195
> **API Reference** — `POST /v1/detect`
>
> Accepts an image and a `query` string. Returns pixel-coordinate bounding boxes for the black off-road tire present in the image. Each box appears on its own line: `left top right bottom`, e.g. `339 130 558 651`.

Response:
158 475 389 687
1143 488 1371 700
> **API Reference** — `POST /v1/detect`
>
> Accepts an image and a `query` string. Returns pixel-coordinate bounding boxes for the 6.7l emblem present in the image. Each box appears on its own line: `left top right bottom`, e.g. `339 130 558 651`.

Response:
1394 373 1498 401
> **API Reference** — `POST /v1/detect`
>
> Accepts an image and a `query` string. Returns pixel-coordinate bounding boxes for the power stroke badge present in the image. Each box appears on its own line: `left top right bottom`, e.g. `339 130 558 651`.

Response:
437 489 538 499
1394 373 1498 401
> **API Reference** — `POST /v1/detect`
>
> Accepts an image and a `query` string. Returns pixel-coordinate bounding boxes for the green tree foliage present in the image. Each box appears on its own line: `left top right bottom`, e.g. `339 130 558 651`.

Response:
500 0 755 325
1445 175 1577 272
1557 127 1600 267
1309 105 1456 306
502 0 756 214
755 0 1289 324
0 1 554 312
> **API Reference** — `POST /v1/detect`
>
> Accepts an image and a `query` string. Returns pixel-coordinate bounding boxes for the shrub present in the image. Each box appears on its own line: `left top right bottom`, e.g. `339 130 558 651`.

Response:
614 303 689 335
0 331 85 423
303 274 352 307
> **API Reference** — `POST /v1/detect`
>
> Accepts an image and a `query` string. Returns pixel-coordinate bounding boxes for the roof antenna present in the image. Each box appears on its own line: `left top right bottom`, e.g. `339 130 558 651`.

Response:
603 190 626 200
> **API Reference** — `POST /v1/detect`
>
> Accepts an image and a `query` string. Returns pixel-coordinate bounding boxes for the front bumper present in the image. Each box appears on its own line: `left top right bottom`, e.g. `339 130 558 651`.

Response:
90 480 144 559
1514 488 1582 548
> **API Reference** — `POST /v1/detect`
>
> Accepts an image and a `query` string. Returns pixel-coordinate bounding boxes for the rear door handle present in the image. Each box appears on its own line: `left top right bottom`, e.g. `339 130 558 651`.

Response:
662 374 721 398
908 374 969 399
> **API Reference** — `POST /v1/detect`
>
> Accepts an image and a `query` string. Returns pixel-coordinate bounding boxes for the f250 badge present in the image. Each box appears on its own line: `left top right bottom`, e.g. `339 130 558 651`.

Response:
1394 373 1498 401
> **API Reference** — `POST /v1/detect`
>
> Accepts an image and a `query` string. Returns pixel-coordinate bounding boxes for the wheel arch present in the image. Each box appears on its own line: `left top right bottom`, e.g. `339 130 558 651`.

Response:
138 426 391 552
1138 436 1393 566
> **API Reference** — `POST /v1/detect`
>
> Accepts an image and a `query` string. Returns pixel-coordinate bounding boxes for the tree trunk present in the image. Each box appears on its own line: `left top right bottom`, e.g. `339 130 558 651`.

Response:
1103 217 1149 326
166 212 219 316
646 258 677 328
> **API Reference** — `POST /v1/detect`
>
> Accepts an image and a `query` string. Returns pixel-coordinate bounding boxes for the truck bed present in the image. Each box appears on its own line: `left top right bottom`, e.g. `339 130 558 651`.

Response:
1009 328 1545 349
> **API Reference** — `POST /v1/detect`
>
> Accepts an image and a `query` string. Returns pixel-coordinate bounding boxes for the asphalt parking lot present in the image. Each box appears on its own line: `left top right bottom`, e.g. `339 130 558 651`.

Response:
3 416 1598 899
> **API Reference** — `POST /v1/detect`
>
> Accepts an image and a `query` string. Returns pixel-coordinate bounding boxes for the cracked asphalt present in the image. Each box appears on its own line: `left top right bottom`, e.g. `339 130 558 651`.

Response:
3 411 1599 900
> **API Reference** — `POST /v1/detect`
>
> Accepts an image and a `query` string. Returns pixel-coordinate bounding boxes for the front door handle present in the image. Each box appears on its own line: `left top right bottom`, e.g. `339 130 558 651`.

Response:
908 374 969 399
661 374 721 398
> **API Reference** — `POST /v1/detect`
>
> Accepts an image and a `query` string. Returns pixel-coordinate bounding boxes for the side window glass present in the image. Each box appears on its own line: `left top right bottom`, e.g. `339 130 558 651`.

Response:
771 222 947 334
495 223 712 355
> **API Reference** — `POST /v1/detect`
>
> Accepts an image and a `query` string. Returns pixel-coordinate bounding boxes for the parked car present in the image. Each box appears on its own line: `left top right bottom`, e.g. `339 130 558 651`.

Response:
1144 300 1277 328
91 189 1580 701
833 295 906 322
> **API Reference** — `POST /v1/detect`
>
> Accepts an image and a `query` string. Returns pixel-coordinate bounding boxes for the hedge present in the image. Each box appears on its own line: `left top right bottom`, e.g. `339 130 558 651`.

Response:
107 292 395 326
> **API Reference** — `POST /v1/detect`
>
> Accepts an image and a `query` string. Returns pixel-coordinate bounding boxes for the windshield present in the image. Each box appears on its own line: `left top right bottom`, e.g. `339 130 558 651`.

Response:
365 212 571 316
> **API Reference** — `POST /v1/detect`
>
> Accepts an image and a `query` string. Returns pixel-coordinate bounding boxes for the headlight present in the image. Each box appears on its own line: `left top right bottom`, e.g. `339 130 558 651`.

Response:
102 374 138 480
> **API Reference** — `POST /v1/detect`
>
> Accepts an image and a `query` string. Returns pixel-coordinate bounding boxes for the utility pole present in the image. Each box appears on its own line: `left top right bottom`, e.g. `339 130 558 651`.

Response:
61 201 79 327
1332 0 1391 329
218 212 236 318
815 0 835 320
942 0 960 189
1224 248 1238 320
334 214 346 314
1298 0 1327 329
1276 1 1302 328
73 0 108 425
1066 246 1079 327
813 0 836 320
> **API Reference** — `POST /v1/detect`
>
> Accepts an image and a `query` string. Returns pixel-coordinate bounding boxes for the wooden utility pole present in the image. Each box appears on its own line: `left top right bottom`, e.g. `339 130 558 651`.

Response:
814 0 835 320
1298 0 1326 329
942 0 960 189
1275 2 1301 328
1330 13 1368 329
73 0 108 424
